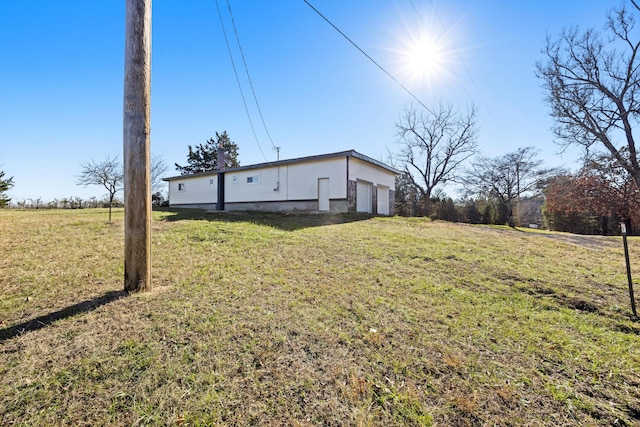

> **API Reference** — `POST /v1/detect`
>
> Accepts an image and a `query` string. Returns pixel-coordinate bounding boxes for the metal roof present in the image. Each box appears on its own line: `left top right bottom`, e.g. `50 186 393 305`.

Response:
162 149 400 181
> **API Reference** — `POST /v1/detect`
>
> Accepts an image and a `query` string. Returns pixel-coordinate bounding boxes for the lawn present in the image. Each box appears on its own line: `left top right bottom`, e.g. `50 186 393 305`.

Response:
0 208 639 426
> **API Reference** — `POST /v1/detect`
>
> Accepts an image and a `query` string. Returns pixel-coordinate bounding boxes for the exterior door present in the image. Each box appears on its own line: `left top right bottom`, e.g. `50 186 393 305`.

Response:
318 178 330 211
377 186 389 215
356 180 372 213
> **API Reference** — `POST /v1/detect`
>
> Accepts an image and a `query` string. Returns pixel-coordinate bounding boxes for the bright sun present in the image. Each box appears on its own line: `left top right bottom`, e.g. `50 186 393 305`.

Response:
393 9 461 92
400 33 449 86
406 36 444 77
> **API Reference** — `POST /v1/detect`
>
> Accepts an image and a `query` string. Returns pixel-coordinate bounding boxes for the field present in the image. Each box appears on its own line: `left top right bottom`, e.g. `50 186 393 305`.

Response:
1 208 639 426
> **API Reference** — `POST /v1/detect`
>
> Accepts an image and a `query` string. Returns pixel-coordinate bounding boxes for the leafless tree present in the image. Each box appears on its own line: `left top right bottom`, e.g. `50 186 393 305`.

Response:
536 1 640 187
463 147 555 227
150 155 169 194
394 102 478 216
77 156 123 222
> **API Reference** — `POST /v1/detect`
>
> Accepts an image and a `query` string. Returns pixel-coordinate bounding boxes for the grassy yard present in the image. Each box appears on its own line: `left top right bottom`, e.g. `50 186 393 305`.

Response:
0 208 639 426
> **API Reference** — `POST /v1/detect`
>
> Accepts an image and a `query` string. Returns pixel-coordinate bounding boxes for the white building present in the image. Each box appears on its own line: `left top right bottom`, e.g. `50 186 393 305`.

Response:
163 150 399 215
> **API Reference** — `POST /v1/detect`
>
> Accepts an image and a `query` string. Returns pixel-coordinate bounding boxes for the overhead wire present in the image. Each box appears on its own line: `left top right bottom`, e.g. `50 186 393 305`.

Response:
214 0 268 162
407 0 476 103
225 0 278 153
415 0 503 142
303 0 435 116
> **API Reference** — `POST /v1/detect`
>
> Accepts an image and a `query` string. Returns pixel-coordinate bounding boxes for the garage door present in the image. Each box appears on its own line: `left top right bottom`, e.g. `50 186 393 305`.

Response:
356 180 372 213
377 186 389 215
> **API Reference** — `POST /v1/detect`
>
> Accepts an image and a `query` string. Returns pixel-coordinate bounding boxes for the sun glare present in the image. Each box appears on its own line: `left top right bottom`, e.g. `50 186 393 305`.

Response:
406 36 445 78
391 7 463 93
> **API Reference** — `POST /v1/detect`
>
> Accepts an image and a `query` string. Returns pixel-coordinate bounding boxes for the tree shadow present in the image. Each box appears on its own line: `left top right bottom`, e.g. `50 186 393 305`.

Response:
0 290 128 343
154 207 374 231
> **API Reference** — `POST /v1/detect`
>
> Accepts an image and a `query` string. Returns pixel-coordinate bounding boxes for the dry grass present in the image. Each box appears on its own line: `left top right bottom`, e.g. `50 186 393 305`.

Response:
1 208 639 426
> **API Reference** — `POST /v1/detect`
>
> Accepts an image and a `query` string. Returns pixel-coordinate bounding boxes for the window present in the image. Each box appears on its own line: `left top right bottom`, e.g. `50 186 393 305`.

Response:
178 183 185 191
246 175 260 184
232 175 239 183
209 178 215 186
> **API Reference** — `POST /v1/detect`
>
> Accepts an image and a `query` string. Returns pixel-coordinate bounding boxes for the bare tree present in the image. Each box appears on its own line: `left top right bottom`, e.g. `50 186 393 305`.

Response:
394 103 478 216
77 156 123 222
463 147 555 227
150 155 169 194
536 1 640 187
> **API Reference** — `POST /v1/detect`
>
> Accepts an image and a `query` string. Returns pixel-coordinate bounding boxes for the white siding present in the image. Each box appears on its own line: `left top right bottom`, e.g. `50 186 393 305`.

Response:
225 166 288 203
223 158 347 204
167 152 397 211
348 158 396 190
287 158 346 200
168 175 217 204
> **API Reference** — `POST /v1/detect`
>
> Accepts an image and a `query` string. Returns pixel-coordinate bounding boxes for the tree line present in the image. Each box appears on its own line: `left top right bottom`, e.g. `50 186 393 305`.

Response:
2 1 639 235
10 195 125 210
394 120 639 234
393 0 640 235
0 132 241 220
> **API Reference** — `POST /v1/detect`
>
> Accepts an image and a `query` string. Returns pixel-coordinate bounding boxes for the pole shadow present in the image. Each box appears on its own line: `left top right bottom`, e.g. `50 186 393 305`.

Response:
0 290 128 344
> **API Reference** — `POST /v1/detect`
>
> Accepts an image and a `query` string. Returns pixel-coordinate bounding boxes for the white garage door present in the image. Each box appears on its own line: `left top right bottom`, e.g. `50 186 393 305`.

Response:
377 186 389 215
356 180 372 213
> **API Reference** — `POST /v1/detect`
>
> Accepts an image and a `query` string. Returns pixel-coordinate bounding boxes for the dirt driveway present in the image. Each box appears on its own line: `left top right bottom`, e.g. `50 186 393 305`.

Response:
531 231 621 251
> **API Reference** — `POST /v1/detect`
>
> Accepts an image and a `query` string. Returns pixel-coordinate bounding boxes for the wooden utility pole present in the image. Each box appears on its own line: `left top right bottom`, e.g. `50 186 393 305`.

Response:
123 0 152 292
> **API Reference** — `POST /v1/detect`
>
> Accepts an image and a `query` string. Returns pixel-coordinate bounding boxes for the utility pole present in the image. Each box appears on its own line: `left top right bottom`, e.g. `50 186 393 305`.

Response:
123 0 152 292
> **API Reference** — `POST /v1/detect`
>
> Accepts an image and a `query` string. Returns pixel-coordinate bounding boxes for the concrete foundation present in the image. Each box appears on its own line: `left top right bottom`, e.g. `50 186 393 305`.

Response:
170 199 351 214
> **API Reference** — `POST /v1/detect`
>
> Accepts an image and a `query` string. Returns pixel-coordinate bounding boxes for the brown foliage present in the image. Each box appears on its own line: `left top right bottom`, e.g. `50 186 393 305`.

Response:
545 156 640 227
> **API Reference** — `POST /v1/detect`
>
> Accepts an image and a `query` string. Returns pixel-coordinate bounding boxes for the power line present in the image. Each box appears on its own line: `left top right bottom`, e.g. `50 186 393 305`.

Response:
214 0 267 161
408 0 475 104
226 0 278 153
416 0 503 142
303 0 435 116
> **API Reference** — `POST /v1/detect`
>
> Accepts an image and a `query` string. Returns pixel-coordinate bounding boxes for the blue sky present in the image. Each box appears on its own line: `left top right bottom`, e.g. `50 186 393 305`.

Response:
0 1 618 202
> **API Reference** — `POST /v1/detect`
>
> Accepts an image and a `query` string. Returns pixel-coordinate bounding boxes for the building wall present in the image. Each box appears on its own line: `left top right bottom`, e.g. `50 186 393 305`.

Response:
211 157 349 203
170 203 218 210
167 154 396 215
225 166 287 203
227 200 325 213
347 180 357 213
287 158 347 200
348 157 396 190
168 175 217 205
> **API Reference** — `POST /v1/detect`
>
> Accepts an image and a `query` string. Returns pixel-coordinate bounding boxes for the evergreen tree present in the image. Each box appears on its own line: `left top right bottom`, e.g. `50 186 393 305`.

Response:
463 199 482 224
394 173 421 216
481 203 494 225
175 131 240 175
435 197 459 222
0 170 14 208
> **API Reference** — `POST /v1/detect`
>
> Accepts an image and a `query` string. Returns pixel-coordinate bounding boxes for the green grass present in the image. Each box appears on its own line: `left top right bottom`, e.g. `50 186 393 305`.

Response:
1 208 639 426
